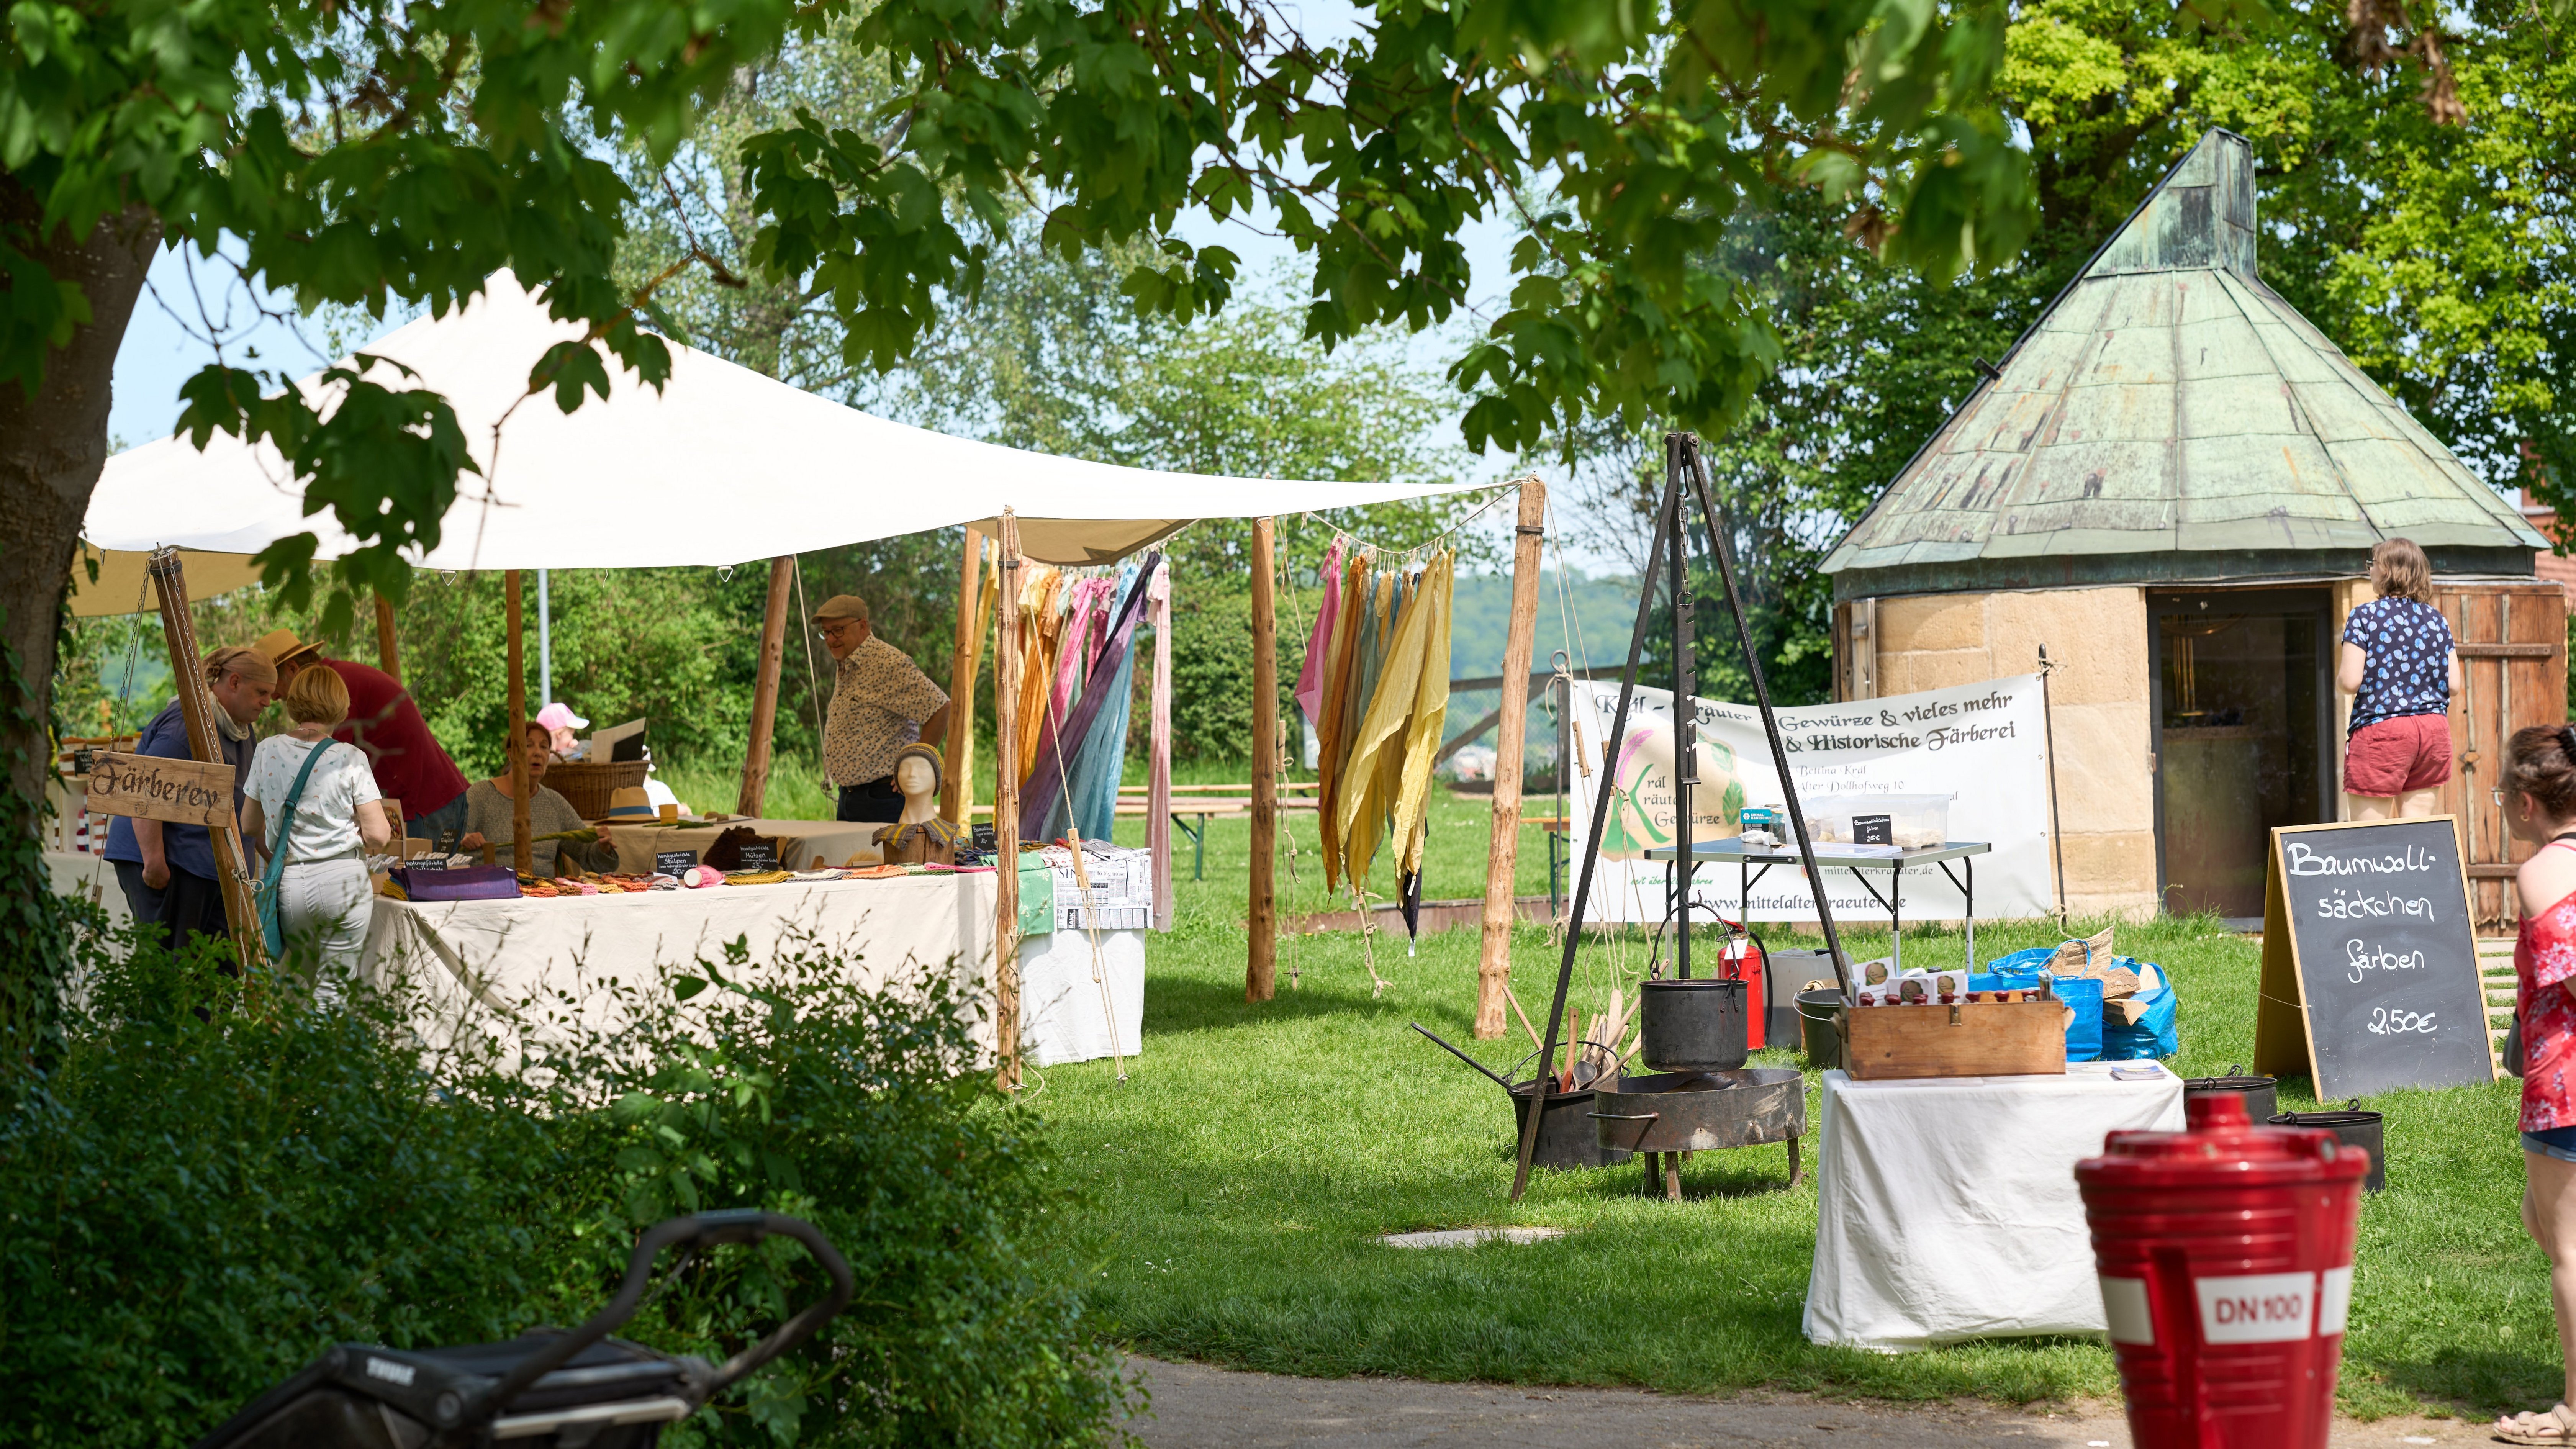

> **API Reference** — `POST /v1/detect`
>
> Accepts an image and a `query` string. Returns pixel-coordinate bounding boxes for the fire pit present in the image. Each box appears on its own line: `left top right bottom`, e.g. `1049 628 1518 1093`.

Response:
1589 1067 1806 1200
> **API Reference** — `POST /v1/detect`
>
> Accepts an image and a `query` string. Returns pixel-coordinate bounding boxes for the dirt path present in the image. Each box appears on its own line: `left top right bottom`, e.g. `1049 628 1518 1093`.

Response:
1123 1357 2484 1448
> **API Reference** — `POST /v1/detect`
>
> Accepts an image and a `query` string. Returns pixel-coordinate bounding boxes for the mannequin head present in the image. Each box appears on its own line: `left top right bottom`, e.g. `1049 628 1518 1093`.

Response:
892 744 943 803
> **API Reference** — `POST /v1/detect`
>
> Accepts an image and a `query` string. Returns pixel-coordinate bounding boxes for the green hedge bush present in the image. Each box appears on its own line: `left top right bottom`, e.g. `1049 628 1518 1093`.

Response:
0 921 1125 1448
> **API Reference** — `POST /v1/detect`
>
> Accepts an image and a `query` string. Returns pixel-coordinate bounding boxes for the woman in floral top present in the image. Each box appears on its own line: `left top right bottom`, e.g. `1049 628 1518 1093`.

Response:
2337 537 2460 821
2497 725 2576 1444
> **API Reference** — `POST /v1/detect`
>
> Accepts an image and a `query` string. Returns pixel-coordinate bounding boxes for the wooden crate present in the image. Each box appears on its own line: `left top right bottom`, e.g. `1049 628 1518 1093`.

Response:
1839 998 2069 1080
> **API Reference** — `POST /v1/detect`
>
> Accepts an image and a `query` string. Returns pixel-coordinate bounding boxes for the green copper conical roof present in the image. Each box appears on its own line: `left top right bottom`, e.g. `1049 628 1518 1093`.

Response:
1819 129 2542 600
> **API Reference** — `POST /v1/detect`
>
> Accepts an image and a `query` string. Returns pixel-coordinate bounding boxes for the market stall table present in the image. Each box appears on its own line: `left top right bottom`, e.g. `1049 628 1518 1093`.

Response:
591 817 886 875
1646 840 1993 973
362 871 1138 1068
1802 1062 2184 1352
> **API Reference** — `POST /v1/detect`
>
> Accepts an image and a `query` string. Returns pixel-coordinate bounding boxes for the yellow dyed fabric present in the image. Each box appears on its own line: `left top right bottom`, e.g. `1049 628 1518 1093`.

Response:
1388 555 1453 877
1315 552 1370 891
1335 552 1453 886
1012 567 1064 783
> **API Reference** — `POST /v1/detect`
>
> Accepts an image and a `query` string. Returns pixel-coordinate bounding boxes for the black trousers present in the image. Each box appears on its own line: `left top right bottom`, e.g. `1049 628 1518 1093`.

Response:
112 860 233 962
836 776 901 822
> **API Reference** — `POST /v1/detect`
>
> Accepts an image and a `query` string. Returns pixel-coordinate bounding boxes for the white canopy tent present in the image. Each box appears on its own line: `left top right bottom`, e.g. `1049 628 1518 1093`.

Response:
85 269 1483 568
79 269 1531 1081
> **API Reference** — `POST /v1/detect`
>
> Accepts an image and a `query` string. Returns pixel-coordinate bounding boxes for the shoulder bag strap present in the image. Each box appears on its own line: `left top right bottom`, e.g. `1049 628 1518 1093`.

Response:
263 740 339 878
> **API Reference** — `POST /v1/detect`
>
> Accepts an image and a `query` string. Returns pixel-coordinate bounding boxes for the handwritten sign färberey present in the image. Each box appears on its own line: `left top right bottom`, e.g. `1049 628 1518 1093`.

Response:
2254 817 2494 1099
84 751 237 828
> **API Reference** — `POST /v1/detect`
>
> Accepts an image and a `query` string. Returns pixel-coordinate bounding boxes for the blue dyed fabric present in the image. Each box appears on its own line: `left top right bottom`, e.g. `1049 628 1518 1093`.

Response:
2342 596 2454 735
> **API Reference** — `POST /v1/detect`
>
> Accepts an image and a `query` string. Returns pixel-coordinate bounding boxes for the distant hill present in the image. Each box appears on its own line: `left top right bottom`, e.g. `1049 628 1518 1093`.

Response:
1448 568 1641 679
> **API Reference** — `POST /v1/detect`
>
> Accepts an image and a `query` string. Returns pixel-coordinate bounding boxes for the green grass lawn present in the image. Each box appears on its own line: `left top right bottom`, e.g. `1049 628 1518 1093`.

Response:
1011 789 2552 1420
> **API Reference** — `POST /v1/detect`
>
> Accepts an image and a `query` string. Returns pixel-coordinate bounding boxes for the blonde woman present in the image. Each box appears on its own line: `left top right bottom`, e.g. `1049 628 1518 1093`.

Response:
2337 537 2461 820
242 665 392 977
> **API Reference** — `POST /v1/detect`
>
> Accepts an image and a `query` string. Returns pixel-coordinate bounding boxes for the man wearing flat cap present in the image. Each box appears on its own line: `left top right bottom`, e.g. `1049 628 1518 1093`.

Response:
814 594 950 822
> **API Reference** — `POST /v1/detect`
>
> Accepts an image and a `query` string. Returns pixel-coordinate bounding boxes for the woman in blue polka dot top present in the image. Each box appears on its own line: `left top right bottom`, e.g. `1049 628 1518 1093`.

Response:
2337 537 2461 820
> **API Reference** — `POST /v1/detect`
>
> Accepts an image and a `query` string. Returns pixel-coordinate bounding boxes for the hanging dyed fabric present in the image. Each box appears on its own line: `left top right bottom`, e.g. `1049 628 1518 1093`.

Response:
1386 553 1454 883
1294 538 1345 729
1336 553 1450 887
1012 566 1066 783
1328 567 1390 884
1021 555 1158 840
1061 558 1154 843
1314 549 1371 892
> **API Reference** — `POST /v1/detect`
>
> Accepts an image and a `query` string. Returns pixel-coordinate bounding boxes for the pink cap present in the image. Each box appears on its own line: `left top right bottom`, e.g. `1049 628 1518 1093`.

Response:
536 701 588 732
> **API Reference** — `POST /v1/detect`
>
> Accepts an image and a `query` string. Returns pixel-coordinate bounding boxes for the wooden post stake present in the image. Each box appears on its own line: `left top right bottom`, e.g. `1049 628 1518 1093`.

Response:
506 570 532 878
375 592 403 683
738 555 795 817
1476 479 1546 1038
993 511 1024 1090
1149 565 1174 930
1248 517 1279 1002
943 527 984 824
146 549 263 969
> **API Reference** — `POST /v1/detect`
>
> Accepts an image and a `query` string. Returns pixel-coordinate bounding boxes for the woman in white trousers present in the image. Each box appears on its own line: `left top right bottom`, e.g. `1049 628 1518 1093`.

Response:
242 664 392 983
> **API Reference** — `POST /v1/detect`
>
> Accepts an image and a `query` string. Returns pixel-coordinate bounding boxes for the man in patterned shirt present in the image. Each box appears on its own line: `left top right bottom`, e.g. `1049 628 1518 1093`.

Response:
814 594 951 821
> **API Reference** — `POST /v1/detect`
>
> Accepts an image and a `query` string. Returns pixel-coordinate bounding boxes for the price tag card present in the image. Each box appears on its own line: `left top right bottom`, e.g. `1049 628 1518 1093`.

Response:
656 849 699 876
735 840 778 871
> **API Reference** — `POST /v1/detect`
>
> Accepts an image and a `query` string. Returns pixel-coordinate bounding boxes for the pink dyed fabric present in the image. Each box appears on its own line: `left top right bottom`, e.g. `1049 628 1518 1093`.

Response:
1294 539 1345 727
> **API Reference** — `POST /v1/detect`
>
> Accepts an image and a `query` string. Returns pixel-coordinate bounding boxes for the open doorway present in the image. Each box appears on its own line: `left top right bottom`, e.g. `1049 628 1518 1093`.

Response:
2149 589 2335 920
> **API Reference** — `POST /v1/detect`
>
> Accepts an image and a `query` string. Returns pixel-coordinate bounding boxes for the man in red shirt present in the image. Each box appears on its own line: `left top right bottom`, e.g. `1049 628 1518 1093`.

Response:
254 630 472 843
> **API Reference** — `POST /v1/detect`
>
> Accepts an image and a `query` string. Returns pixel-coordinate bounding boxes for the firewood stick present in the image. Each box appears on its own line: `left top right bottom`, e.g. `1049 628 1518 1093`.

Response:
1502 982 1545 1051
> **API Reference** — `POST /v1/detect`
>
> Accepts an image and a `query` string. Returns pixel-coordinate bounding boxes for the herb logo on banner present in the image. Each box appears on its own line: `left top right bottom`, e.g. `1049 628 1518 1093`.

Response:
1565 675 2054 923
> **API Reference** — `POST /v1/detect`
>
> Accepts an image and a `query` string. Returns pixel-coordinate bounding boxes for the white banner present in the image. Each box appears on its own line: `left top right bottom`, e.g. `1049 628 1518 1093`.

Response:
1564 675 2054 923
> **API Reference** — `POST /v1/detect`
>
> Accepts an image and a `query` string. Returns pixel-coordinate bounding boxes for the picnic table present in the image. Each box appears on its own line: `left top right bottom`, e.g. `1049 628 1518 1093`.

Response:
1117 782 1319 879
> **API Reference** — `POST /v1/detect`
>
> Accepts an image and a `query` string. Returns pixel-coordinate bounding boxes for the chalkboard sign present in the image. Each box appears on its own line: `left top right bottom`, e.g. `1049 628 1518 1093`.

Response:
734 840 778 871
655 849 698 876
2253 817 2495 1099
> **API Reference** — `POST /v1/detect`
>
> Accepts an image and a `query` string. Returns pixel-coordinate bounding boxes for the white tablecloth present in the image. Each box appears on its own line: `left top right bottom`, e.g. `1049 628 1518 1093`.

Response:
360 873 1138 1068
594 817 885 875
1803 1063 2185 1352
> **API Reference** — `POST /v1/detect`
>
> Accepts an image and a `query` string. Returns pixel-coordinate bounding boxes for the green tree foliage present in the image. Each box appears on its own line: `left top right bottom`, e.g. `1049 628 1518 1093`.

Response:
1556 1 2570 704
1 0 2048 1028
2 919 1120 1446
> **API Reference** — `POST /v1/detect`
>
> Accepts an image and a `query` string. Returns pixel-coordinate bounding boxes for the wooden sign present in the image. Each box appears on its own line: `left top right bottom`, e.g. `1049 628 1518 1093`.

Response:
84 752 238 827
2254 817 2495 1099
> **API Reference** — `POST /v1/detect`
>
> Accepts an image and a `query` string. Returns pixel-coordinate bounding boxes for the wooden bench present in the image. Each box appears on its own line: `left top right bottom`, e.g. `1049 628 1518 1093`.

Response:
1114 791 1319 879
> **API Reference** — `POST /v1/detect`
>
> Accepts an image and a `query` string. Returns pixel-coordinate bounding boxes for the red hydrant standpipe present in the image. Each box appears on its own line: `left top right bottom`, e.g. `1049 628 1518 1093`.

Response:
2075 1092 2369 1449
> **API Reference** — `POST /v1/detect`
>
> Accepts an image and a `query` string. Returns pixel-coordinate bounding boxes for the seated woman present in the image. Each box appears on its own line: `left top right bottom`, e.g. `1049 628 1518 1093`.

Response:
458 721 608 876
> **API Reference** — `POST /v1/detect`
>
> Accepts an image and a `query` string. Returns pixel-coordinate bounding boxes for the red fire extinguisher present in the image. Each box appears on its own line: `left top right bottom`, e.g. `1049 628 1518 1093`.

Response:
2074 1092 2368 1449
1716 916 1765 1049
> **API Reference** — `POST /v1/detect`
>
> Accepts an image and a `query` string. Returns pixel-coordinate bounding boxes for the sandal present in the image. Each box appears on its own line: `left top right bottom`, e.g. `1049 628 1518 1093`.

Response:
2496 1405 2576 1444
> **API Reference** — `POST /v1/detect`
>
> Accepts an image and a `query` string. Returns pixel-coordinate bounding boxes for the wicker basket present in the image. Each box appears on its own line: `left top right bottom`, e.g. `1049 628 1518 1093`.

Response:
547 759 650 820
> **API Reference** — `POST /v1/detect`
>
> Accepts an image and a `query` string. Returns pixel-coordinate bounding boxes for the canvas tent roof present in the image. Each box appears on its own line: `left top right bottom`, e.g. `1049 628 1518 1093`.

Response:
84 270 1485 578
1819 129 2543 601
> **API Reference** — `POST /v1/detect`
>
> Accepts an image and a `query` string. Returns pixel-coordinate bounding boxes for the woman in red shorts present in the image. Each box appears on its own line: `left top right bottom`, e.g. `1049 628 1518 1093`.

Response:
2337 537 2460 820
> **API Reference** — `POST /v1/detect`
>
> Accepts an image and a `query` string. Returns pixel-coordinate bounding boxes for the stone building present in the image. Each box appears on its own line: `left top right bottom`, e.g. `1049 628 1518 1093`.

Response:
1819 129 2566 926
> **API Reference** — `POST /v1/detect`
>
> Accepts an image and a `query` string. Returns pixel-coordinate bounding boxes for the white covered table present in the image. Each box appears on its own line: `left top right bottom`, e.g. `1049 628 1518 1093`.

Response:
1803 1062 2185 1352
359 871 1138 1068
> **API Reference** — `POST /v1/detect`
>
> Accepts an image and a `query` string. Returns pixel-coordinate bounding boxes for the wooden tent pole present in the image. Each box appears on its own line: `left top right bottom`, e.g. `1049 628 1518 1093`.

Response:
374 593 403 683
1248 517 1279 1001
146 549 264 969
943 527 984 824
738 555 795 817
506 570 532 878
1476 479 1546 1038
993 511 1024 1090
1149 565 1173 930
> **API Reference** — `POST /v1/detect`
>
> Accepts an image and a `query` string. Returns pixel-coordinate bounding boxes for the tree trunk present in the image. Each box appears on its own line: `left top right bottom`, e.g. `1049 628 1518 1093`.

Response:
0 193 162 1041
0 197 160 807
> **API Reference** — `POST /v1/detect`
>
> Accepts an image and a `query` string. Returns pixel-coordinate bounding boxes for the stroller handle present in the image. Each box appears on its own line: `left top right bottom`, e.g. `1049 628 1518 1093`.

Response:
459 1210 855 1431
